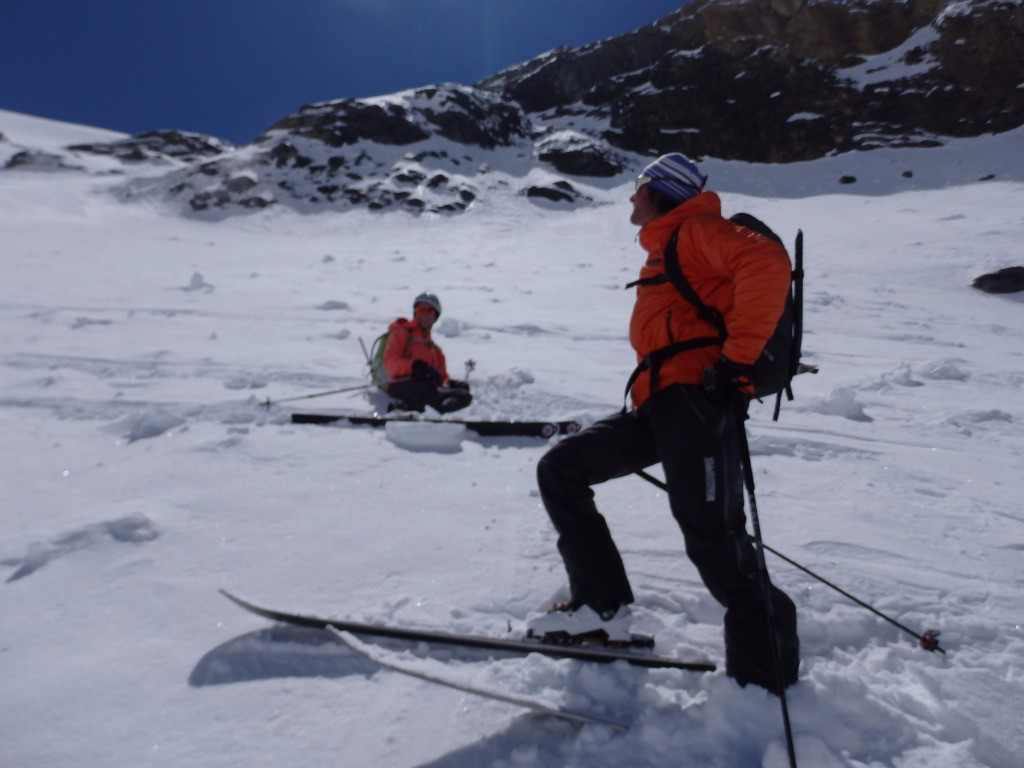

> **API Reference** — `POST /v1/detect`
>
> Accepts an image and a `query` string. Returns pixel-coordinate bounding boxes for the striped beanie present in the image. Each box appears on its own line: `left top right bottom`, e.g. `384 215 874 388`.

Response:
639 153 708 205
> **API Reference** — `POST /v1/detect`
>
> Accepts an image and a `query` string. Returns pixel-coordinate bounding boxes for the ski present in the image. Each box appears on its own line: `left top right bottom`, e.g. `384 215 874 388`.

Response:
327 627 630 730
289 412 581 438
220 590 715 672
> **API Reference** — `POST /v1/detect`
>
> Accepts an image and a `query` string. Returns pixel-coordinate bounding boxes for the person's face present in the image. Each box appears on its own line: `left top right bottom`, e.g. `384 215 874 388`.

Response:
630 180 661 227
414 303 438 329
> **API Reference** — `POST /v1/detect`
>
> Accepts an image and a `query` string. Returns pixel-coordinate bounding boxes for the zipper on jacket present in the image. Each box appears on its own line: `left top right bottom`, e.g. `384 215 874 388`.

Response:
664 309 675 343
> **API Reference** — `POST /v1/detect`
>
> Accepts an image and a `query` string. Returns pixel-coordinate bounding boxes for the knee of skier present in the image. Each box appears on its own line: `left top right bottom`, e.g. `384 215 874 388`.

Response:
536 449 584 496
536 452 561 492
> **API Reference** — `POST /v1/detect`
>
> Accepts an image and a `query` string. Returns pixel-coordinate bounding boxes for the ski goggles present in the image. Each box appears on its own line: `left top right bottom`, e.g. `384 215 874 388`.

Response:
634 175 653 191
414 304 438 316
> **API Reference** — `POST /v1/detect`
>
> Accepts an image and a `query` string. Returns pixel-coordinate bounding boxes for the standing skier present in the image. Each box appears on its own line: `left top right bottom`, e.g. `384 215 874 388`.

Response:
383 292 472 414
527 154 800 693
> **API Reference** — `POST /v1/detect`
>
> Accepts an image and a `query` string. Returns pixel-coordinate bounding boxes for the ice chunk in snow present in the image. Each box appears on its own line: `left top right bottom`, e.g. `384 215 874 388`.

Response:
384 420 466 453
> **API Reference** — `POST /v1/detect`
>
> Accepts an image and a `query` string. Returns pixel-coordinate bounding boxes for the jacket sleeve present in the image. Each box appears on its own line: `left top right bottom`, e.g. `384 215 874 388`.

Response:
434 346 450 384
699 219 791 365
383 324 413 379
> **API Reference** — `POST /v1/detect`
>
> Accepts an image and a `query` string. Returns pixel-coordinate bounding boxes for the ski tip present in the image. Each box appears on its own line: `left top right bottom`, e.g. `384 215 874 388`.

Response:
219 588 250 608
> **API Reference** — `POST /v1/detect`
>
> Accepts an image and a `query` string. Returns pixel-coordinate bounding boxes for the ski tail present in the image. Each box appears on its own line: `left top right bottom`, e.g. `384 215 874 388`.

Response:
327 626 630 730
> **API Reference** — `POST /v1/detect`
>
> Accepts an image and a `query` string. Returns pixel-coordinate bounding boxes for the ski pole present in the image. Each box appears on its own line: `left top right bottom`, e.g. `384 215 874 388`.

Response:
733 405 798 768
262 383 373 407
633 470 945 654
757 541 944 653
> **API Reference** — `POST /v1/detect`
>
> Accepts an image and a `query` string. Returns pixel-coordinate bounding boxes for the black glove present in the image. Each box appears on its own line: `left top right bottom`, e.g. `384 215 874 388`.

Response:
412 359 442 386
702 356 753 405
444 379 470 391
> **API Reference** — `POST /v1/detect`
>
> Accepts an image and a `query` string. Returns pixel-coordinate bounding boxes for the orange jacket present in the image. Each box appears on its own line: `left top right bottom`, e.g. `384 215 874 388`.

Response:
383 318 450 383
628 191 791 407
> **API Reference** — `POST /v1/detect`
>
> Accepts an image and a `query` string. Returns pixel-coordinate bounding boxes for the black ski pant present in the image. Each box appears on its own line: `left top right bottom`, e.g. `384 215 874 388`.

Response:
386 379 472 414
536 384 798 690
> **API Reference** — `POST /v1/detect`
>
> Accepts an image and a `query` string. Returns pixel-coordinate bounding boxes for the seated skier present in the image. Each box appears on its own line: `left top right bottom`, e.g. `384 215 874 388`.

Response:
382 292 472 414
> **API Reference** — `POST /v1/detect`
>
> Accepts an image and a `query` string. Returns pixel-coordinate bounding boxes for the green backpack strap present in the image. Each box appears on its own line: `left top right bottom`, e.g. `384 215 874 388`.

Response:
362 333 391 390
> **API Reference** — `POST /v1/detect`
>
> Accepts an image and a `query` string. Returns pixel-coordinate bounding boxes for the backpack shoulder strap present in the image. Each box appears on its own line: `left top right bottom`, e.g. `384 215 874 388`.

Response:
662 228 727 340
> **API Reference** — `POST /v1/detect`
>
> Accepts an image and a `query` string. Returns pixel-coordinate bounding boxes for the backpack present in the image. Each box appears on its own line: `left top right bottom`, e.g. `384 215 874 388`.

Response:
361 333 391 390
625 212 813 420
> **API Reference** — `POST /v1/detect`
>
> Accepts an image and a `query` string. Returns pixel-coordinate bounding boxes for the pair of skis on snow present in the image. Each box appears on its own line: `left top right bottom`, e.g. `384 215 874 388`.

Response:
290 412 581 438
220 590 715 730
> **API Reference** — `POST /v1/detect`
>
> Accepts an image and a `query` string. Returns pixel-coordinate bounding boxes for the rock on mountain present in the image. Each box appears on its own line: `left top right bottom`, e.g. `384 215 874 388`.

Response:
119 84 620 216
68 130 235 163
4 128 234 172
4 0 1021 216
483 0 1024 162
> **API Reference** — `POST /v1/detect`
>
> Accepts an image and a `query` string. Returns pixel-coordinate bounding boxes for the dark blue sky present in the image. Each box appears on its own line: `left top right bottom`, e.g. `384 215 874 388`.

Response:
2 0 685 145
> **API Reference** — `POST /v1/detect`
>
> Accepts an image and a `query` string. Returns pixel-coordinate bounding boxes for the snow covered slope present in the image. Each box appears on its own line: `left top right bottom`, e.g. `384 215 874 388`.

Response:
1 109 1022 767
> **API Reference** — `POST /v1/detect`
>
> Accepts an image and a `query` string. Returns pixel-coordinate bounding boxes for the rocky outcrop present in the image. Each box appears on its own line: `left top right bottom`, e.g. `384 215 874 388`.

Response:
69 129 234 163
263 85 530 149
535 131 627 177
29 0 1019 217
972 266 1024 294
127 85 544 216
4 149 83 171
482 0 1024 162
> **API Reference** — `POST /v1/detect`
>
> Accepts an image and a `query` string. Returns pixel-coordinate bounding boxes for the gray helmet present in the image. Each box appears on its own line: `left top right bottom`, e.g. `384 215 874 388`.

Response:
413 292 441 316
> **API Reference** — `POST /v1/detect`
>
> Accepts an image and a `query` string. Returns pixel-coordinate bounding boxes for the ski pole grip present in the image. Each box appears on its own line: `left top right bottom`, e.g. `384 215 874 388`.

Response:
919 629 943 653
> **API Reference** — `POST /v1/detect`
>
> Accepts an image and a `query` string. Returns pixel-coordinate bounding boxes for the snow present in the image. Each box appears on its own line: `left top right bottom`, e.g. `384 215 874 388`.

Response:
2 109 1023 768
0 107 128 151
837 25 941 87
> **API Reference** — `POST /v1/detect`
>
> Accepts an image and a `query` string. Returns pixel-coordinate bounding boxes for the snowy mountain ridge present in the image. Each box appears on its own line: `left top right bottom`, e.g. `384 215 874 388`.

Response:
5 100 1024 222
3 0 1022 218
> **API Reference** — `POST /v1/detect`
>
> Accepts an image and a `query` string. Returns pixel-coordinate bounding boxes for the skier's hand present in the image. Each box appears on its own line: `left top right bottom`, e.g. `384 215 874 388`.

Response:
445 379 470 391
702 357 752 405
412 360 442 386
